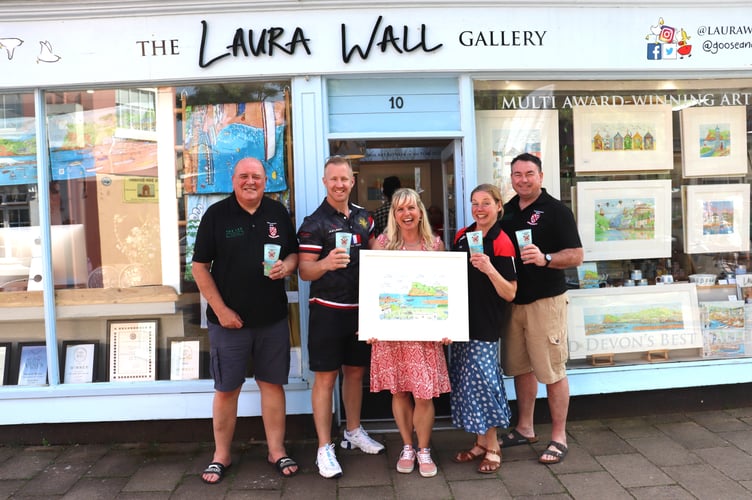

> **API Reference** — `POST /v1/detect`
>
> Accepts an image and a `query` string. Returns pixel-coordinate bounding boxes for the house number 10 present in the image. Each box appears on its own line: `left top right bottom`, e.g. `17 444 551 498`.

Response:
388 96 404 109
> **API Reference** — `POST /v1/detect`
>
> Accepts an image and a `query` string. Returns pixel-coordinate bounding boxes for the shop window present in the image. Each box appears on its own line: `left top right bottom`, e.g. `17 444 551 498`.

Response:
115 88 157 141
474 78 752 366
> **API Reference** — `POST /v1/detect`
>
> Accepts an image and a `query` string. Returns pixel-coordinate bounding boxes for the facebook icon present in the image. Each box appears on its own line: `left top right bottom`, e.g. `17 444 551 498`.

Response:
647 43 662 60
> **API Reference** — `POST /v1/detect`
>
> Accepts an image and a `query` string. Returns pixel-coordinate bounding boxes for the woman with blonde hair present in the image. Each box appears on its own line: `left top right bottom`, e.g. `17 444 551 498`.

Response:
368 188 451 478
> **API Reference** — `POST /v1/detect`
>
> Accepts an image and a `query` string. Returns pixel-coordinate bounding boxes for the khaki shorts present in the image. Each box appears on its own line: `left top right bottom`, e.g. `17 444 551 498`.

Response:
505 294 569 385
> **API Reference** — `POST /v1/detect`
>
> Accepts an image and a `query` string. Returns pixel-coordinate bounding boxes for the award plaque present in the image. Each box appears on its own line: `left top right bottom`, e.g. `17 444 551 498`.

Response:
168 337 204 380
17 342 48 386
62 341 98 383
0 343 10 385
108 319 157 381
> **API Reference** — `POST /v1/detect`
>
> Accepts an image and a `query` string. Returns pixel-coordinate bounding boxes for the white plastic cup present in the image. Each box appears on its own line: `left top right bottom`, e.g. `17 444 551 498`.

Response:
263 244 281 276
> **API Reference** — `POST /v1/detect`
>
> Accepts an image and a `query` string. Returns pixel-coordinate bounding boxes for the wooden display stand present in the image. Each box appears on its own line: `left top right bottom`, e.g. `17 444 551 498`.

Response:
589 353 614 366
646 349 669 362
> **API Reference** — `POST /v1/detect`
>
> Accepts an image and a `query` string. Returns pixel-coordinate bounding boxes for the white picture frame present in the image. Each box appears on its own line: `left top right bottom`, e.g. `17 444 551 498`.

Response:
567 283 703 360
680 106 748 178
108 319 157 382
573 104 674 174
475 110 560 202
682 184 750 254
576 179 673 261
358 250 469 341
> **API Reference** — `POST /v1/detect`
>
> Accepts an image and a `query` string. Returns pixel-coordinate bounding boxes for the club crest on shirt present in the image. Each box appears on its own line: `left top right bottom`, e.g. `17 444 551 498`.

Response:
357 217 369 229
267 222 280 239
527 210 544 226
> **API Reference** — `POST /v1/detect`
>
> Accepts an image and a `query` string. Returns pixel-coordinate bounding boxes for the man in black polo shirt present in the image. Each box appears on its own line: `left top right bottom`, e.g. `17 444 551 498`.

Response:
298 156 384 479
500 153 583 466
193 157 299 483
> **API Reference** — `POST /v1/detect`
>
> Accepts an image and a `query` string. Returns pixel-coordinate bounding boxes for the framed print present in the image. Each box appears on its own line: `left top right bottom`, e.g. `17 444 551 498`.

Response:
108 319 157 381
168 336 205 381
736 274 752 302
682 184 750 254
0 343 10 385
573 104 673 174
576 180 672 261
62 340 98 384
567 283 703 360
17 342 48 386
680 106 748 178
475 110 560 202
358 250 469 341
700 300 747 358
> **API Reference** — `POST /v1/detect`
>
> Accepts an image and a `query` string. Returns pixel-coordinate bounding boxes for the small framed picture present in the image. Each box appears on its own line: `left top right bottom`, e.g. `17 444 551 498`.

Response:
0 343 11 385
61 341 99 384
17 342 48 386
168 336 206 381
108 319 158 382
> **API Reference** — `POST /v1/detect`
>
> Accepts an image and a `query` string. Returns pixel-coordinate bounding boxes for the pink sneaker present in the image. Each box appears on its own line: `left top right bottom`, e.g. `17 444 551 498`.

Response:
396 445 415 473
417 448 437 477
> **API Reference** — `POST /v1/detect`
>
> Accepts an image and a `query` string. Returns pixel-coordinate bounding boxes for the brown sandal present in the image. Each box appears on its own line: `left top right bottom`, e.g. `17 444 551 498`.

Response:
477 448 501 474
452 441 486 463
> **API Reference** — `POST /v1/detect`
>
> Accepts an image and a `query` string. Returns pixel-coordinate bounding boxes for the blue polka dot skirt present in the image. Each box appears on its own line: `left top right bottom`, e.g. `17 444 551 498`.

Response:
450 339 512 435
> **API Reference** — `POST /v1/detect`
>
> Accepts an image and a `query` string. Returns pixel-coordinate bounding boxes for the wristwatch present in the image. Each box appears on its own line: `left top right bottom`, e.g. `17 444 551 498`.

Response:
544 253 552 267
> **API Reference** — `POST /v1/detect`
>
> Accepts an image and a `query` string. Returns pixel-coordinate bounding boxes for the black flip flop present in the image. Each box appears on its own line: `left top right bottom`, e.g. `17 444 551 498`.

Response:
201 462 230 484
500 428 539 447
272 456 299 477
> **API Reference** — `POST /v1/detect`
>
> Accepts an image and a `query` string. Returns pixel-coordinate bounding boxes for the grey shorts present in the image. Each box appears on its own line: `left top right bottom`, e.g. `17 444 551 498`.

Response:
208 318 290 392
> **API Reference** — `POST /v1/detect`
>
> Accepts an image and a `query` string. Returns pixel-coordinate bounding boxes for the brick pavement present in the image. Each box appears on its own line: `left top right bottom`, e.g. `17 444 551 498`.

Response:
1 406 752 499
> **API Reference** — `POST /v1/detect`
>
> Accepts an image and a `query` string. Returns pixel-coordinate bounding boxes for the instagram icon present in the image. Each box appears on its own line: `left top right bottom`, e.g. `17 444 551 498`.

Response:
658 25 675 43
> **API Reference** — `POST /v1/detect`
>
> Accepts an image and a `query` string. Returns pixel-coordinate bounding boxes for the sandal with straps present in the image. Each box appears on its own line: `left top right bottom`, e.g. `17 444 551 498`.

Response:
477 448 501 474
452 441 487 463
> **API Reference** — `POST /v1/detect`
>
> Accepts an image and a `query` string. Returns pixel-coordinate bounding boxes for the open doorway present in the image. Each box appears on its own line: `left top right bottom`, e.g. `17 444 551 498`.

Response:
330 137 463 424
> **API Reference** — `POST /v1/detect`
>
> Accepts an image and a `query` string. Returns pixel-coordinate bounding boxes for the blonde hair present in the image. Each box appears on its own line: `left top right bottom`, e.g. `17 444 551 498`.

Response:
383 188 436 250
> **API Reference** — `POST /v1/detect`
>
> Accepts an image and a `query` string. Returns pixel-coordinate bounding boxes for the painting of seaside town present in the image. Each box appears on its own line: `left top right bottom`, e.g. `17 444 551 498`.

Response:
700 301 745 330
594 197 655 242
583 304 683 336
697 123 731 158
379 279 449 320
702 200 734 235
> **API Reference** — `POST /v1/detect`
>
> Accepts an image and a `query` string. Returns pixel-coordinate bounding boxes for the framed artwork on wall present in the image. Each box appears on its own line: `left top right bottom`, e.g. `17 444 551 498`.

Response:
682 184 750 254
358 250 468 341
680 106 748 178
576 179 673 261
475 110 560 202
168 336 205 381
573 104 674 174
567 283 703 360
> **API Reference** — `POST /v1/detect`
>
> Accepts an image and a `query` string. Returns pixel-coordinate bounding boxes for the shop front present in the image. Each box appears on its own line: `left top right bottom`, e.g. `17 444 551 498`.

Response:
1 1 751 426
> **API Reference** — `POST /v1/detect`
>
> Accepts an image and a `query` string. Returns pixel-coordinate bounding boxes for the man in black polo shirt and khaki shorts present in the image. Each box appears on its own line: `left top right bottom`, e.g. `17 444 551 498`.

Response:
298 156 385 479
500 153 583 466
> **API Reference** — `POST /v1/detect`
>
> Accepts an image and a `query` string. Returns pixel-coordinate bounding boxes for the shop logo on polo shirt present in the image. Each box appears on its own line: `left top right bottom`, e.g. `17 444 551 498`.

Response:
226 227 245 238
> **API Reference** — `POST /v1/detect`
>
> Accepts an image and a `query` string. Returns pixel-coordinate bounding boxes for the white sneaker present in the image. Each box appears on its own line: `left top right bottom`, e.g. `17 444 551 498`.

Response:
341 426 385 454
316 443 343 479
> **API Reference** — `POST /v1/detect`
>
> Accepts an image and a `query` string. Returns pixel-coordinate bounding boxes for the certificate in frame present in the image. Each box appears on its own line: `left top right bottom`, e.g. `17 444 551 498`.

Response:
567 283 703 360
682 184 750 254
0 342 10 385
576 179 672 261
680 106 748 178
17 342 48 386
62 340 98 383
108 319 157 381
358 250 469 341
475 109 560 202
168 336 205 381
573 104 674 174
